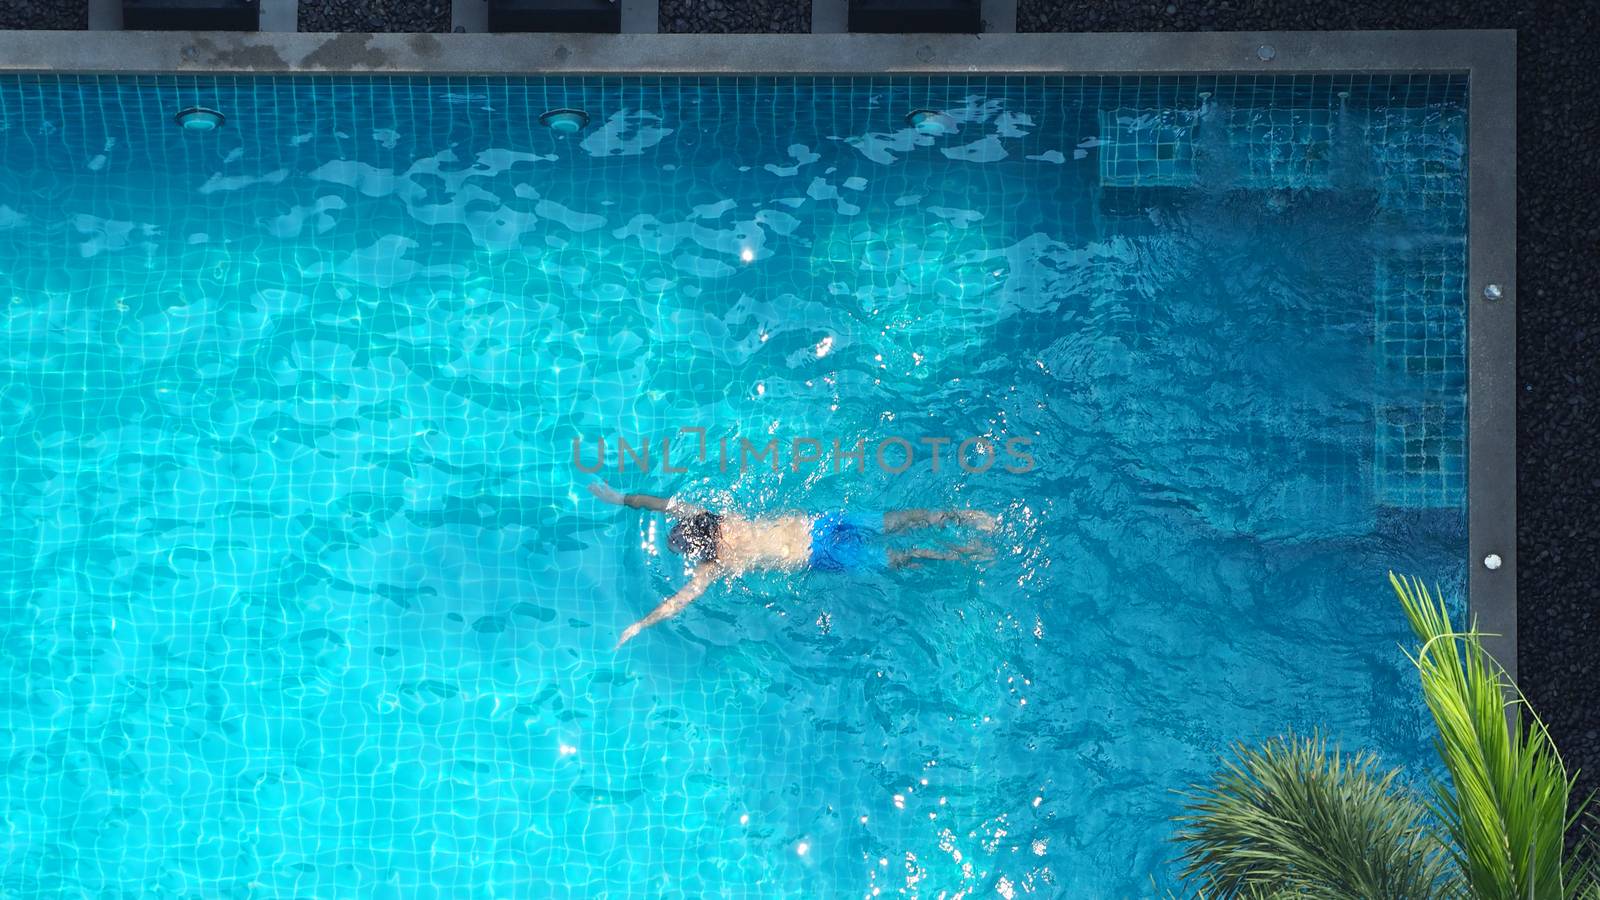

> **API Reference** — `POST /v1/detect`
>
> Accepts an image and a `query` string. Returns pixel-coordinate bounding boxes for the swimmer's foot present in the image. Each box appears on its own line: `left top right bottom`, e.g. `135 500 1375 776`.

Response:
888 540 992 569
960 511 998 532
951 539 994 560
934 510 997 531
884 508 999 533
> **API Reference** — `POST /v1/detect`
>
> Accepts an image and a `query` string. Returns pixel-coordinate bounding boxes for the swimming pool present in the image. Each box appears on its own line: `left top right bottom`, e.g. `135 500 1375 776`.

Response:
0 41 1499 898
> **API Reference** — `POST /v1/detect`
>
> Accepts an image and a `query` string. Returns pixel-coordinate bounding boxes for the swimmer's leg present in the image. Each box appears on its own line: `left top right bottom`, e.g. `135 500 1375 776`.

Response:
883 509 997 533
887 541 991 569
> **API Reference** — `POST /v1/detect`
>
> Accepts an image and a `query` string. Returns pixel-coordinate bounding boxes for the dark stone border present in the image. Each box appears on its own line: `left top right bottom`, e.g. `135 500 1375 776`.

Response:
1466 36 1517 687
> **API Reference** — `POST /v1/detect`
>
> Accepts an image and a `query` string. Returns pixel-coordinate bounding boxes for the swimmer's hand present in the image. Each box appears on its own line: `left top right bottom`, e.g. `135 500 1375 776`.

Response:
614 563 717 650
591 484 690 514
588 482 625 505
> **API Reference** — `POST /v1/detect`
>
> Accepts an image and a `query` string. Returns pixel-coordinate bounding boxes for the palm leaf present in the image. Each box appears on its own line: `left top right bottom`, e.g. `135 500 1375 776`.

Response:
1157 874 1305 899
1391 572 1588 899
1173 730 1456 899
1568 811 1600 898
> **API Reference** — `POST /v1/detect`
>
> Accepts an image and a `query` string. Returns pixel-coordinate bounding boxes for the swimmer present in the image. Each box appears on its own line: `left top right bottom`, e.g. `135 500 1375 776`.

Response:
589 482 996 649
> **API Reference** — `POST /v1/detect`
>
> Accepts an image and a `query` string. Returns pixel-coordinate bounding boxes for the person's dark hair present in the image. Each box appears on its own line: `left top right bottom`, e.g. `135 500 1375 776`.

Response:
668 512 722 562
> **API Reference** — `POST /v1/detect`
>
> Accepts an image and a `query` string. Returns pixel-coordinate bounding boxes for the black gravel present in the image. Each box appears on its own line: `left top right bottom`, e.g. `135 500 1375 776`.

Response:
1021 0 1600 849
297 0 449 33
0 0 87 29
661 0 809 33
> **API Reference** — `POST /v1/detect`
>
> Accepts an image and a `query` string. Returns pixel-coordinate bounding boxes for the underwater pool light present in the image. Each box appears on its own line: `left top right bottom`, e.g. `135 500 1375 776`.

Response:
905 109 956 136
174 107 224 132
539 108 590 134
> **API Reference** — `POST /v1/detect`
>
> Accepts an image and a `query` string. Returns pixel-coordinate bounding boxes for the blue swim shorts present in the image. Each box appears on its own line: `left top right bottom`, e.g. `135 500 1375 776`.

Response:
808 511 888 572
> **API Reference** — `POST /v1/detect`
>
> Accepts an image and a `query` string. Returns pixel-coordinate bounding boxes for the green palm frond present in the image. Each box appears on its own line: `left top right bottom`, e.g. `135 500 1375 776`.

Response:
1173 731 1456 899
1566 811 1600 898
1158 875 1307 899
1391 572 1588 900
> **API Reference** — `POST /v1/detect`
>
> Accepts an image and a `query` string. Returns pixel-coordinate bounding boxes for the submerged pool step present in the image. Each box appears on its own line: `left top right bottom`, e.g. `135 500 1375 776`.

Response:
1225 105 1335 190
1374 242 1468 396
1097 108 1201 188
1374 401 1466 510
1371 240 1468 509
1097 103 1461 196
1365 106 1468 232
1098 103 1333 191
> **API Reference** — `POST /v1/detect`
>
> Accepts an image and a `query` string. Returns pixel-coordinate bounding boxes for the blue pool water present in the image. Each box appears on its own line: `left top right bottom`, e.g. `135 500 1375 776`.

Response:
0 74 1469 897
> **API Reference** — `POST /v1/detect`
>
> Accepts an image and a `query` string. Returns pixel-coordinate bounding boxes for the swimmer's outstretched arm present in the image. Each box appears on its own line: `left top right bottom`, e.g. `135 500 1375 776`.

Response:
588 481 704 516
615 562 720 649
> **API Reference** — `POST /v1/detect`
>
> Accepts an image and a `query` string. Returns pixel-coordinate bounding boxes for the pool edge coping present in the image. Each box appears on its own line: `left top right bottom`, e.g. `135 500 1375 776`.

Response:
0 28 1517 679
1462 30 1516 685
0 30 1517 76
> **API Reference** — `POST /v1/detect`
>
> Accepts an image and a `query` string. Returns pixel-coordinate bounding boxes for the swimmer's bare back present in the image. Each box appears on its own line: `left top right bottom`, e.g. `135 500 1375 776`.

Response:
588 481 996 649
